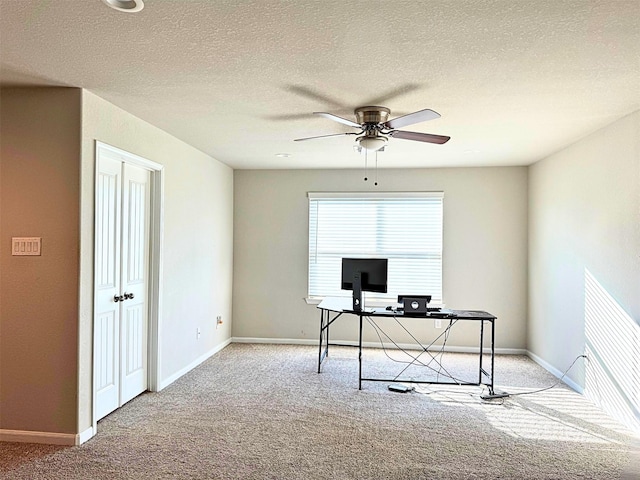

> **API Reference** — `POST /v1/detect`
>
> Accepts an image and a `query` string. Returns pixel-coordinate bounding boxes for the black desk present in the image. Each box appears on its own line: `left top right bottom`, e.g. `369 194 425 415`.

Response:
317 297 497 394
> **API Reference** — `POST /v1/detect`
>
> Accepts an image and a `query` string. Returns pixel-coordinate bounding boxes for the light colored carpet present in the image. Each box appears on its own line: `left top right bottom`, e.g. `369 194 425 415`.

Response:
2 343 639 479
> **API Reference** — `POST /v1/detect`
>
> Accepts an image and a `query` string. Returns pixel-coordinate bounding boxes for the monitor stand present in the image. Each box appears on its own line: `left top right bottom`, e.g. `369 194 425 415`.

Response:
352 272 362 312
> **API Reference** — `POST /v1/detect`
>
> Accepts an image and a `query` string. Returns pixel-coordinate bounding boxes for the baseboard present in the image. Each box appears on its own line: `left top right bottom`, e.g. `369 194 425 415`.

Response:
0 425 96 446
231 337 526 355
526 350 583 393
158 338 232 391
232 337 319 346
1 429 73 446
77 426 96 445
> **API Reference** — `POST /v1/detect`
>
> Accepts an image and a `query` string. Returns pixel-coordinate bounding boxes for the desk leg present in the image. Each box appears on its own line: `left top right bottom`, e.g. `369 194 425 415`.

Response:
490 318 495 395
479 319 485 386
326 312 330 357
358 314 363 390
317 309 325 373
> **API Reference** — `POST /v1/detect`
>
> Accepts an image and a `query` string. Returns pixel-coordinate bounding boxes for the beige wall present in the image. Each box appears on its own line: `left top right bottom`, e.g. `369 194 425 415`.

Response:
233 167 528 350
0 88 82 433
528 110 640 430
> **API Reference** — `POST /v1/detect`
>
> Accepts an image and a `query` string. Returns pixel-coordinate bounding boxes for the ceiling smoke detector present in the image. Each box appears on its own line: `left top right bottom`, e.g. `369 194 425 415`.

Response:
101 0 144 13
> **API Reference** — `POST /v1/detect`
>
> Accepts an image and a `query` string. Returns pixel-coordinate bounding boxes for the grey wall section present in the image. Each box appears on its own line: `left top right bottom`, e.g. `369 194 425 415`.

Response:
528 110 640 430
0 88 82 433
79 91 234 432
233 167 528 349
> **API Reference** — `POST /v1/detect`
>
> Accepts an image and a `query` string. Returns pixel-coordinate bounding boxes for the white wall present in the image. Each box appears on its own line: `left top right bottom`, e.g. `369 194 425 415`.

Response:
528 110 640 431
79 91 234 433
233 167 528 350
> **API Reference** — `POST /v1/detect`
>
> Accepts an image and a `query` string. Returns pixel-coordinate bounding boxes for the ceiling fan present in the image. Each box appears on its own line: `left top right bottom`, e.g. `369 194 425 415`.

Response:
294 106 450 152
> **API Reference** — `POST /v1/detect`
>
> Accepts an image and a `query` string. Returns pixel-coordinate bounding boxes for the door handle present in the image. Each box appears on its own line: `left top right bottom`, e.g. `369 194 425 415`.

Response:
124 292 135 300
114 295 124 302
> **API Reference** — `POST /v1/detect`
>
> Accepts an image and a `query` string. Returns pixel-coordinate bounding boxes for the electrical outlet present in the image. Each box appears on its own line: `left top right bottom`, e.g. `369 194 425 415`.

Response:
435 319 442 329
216 316 223 329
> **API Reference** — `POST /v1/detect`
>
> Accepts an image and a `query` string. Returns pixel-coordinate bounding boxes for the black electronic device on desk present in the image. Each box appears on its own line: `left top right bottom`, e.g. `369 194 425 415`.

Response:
399 295 432 314
341 258 388 312
428 309 455 318
379 296 437 314
394 294 456 318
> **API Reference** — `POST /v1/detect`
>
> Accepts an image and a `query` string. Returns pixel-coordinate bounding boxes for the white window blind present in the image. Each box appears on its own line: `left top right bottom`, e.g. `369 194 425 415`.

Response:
308 192 443 303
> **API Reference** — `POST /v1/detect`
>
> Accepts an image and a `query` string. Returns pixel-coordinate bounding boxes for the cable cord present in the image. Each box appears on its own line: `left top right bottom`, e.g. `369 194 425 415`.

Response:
365 316 466 384
477 354 588 403
367 316 435 371
435 320 453 382
505 354 588 397
363 319 587 401
390 316 461 384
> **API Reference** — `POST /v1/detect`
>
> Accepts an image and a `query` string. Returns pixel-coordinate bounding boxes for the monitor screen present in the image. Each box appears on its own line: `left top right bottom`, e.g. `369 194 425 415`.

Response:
341 258 388 294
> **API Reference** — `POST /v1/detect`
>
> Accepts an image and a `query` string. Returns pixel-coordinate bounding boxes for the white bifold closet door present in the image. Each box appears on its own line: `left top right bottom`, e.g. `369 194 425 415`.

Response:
94 155 150 421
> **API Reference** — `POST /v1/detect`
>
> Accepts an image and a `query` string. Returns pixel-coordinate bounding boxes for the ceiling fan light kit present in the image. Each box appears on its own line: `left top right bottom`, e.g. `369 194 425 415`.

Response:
358 135 388 152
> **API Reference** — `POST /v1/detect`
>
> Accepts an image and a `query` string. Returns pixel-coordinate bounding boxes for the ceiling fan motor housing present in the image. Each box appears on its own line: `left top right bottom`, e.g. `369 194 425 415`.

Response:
354 107 390 151
355 106 390 128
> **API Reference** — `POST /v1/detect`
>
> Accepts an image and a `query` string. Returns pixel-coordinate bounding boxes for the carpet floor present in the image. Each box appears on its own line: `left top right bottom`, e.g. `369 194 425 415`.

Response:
1 343 639 479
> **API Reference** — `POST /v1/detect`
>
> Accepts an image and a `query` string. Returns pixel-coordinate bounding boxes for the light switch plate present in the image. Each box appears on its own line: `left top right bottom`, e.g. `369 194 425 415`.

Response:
12 237 41 256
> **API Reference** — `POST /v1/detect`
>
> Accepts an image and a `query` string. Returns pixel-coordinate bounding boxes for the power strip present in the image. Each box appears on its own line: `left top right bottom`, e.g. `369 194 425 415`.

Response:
480 392 509 400
388 383 414 393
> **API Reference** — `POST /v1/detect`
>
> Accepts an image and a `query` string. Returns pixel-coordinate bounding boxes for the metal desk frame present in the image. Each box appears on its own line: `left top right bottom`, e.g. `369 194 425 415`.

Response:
317 297 497 394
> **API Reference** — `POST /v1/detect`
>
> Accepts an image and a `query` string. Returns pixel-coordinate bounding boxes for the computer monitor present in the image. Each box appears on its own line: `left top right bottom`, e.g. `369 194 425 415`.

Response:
341 258 388 311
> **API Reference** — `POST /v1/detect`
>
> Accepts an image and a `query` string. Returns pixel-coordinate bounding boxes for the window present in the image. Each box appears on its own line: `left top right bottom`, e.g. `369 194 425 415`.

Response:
308 192 443 303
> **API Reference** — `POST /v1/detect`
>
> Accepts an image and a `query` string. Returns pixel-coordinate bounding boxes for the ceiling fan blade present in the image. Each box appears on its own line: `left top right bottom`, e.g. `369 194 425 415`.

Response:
286 85 344 108
267 112 316 121
314 112 361 128
363 83 422 106
389 130 451 144
384 108 441 129
294 132 357 142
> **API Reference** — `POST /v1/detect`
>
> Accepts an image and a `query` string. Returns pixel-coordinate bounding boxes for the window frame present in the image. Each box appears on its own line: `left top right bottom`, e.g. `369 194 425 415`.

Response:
307 191 444 305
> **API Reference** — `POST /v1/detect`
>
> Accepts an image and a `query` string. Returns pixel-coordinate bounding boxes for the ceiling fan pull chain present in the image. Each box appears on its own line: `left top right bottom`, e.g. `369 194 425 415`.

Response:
364 149 368 181
374 150 378 186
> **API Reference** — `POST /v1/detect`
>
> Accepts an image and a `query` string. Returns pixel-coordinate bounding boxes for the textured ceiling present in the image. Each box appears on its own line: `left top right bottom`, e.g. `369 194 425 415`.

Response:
1 0 639 169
